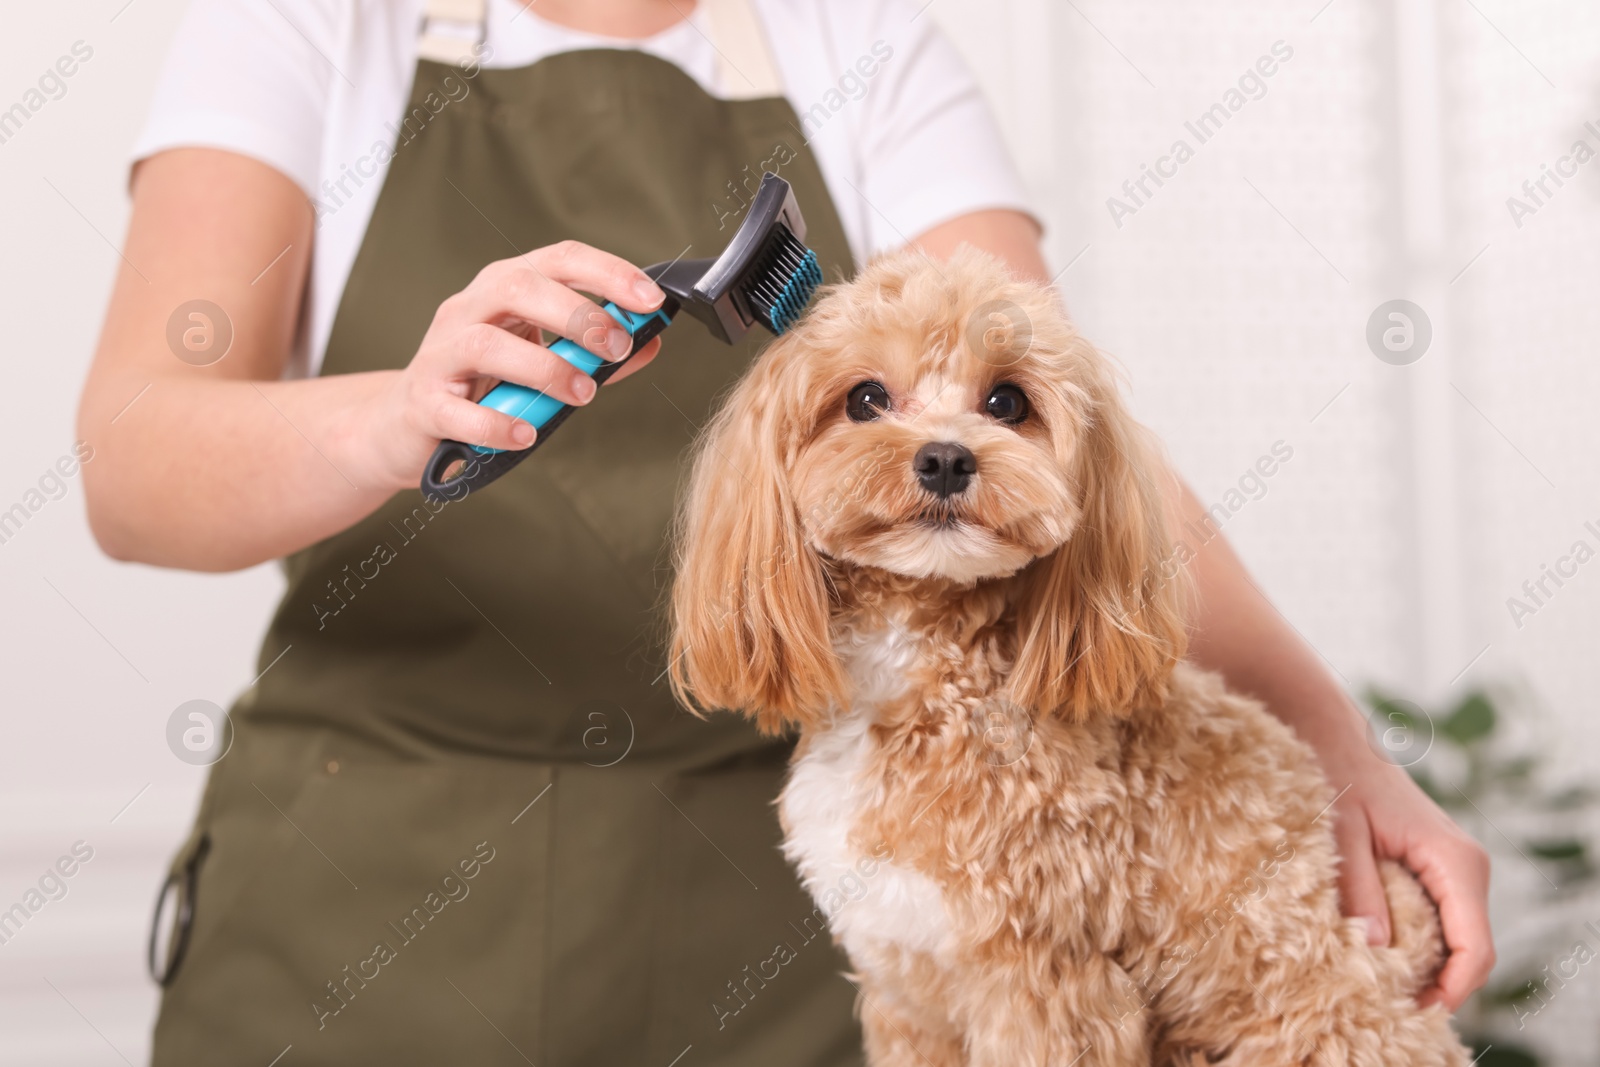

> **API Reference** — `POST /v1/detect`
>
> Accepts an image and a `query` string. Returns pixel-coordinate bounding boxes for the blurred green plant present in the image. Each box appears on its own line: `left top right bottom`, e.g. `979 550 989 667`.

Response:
1365 685 1599 1067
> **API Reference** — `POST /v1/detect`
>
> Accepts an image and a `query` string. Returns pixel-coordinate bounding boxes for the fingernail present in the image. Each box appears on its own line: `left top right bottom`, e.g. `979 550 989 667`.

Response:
634 278 664 308
511 420 535 446
607 327 632 360
573 374 597 404
1362 916 1388 946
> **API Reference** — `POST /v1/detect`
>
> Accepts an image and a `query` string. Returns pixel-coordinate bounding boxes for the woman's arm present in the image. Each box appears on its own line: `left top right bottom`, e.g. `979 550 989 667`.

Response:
913 208 1493 1010
80 148 665 571
80 148 383 570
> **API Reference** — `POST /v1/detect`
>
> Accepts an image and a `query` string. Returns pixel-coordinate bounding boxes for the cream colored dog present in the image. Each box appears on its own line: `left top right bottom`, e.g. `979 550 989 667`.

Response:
670 248 1470 1066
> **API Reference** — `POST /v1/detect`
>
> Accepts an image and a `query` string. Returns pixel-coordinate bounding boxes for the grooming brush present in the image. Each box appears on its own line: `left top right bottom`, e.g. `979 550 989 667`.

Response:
420 172 822 502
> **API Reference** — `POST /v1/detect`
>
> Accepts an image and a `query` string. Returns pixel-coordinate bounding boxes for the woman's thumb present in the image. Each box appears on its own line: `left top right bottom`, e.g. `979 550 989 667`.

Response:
1333 808 1393 946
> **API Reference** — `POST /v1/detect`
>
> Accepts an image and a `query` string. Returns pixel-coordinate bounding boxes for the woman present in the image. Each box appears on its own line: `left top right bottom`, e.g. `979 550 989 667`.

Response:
79 0 1492 1063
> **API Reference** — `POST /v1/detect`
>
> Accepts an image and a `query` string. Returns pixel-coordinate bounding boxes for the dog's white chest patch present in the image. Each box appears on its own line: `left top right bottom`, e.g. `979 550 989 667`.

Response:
780 631 953 961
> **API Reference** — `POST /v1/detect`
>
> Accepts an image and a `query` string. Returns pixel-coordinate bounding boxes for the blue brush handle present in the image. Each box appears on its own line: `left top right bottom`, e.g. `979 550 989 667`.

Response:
473 304 664 448
420 302 674 502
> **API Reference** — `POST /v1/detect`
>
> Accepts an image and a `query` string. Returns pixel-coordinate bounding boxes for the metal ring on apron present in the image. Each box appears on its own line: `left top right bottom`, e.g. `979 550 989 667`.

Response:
147 834 210 986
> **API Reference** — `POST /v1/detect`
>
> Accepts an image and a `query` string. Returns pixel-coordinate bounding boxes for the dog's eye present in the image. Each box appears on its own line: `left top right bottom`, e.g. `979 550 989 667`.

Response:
984 383 1029 425
846 381 891 422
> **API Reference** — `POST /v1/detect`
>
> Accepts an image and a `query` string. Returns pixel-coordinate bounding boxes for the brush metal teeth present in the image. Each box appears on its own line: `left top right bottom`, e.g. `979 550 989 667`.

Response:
746 228 822 335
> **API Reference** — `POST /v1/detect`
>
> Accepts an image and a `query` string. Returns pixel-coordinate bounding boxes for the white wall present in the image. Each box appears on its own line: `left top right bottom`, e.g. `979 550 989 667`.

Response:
2 0 1597 1064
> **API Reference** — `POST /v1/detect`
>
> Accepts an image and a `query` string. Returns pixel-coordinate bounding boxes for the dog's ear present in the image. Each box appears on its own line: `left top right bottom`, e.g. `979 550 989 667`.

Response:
669 338 845 732
1007 370 1188 720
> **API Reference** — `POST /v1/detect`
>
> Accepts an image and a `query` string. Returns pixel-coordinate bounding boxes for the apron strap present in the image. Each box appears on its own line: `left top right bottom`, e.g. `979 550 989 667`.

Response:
418 0 487 65
417 0 783 98
702 0 783 100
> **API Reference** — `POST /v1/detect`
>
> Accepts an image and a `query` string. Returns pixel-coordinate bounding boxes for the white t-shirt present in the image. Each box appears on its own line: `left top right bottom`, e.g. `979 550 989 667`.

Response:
133 0 1034 373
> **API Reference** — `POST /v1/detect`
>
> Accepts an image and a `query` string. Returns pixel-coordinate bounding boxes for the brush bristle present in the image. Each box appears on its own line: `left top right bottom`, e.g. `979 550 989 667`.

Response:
742 226 822 335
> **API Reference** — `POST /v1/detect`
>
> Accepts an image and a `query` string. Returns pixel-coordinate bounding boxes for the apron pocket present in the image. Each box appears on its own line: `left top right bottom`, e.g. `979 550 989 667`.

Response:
152 749 556 1067
647 759 863 1067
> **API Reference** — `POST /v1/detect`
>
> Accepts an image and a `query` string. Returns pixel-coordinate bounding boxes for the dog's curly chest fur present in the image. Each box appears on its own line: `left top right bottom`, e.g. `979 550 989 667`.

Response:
781 699 956 963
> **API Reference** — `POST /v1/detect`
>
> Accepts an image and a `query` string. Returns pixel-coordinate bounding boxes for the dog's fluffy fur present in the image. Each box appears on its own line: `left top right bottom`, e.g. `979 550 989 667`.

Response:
669 249 1470 1066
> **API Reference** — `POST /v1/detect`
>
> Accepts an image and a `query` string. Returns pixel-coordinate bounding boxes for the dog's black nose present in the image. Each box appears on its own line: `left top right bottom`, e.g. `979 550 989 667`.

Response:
914 442 976 498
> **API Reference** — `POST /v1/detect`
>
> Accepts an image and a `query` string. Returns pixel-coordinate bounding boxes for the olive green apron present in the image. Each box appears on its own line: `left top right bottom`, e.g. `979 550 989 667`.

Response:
150 2 860 1063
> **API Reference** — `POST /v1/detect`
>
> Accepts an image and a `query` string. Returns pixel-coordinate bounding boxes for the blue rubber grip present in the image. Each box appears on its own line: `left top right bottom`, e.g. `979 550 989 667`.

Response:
472 303 671 455
419 300 676 503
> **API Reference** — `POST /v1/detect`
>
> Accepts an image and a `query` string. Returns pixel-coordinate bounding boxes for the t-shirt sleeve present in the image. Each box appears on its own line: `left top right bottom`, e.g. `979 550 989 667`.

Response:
852 0 1038 257
131 0 342 197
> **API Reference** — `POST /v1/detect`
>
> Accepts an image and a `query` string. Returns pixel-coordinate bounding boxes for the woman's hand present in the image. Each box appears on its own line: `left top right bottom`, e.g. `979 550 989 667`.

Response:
80 149 672 571
357 243 666 490
1329 756 1495 1010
